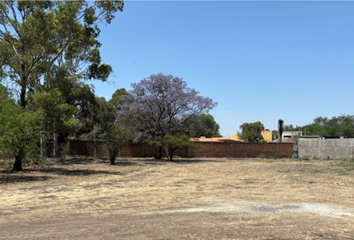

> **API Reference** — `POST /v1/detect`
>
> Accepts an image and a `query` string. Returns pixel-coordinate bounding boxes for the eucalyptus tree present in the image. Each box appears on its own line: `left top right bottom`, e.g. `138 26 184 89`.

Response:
121 73 218 160
0 0 123 107
0 1 123 167
80 88 129 140
31 79 96 142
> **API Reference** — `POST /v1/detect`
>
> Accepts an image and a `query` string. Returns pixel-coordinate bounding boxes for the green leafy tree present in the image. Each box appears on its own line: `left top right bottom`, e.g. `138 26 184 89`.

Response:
26 77 97 157
0 1 123 161
0 85 42 171
296 115 354 137
84 89 129 138
110 88 128 109
238 121 264 143
80 89 135 164
105 120 136 165
164 134 195 161
284 124 295 131
106 89 135 164
195 114 222 138
32 89 77 136
0 0 123 107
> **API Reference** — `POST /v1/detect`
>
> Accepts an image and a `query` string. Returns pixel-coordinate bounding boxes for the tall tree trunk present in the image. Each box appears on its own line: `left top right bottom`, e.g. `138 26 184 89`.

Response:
20 59 27 107
157 147 162 159
53 132 58 157
169 149 174 161
41 124 47 159
12 156 23 171
163 146 172 161
20 82 26 108
109 147 119 165
154 146 162 160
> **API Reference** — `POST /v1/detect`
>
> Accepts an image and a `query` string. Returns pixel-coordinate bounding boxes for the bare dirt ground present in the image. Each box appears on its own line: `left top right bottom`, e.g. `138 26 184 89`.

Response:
1 157 354 240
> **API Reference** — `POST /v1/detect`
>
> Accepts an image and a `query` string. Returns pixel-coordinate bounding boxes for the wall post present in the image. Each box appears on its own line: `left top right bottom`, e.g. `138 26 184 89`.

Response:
244 142 247 158
94 139 97 158
277 142 280 158
340 137 343 160
227 142 230 158
211 142 213 157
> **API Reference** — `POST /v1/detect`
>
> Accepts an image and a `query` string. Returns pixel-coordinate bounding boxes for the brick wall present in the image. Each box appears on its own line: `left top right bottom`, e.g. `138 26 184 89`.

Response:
70 140 294 159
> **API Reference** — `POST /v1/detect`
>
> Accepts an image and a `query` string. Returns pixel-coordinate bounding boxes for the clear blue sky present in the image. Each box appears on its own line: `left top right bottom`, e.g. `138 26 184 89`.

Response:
93 1 354 137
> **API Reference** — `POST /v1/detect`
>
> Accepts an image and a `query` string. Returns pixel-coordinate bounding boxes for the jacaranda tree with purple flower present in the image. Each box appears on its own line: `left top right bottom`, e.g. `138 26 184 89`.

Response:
122 73 217 160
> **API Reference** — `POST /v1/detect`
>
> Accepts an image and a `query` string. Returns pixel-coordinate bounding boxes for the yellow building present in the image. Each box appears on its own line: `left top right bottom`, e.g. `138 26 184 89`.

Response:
231 130 274 142
230 133 240 141
261 130 273 142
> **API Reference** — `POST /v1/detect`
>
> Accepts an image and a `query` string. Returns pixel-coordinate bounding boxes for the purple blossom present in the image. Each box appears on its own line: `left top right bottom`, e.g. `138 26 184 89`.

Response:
121 73 217 140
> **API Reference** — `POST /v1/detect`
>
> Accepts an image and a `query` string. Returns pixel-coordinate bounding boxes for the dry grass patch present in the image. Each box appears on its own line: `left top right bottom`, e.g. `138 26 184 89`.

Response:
1 157 353 239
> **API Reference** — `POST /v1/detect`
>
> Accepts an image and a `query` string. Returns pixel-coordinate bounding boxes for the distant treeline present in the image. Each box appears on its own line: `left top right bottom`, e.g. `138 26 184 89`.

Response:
285 115 354 138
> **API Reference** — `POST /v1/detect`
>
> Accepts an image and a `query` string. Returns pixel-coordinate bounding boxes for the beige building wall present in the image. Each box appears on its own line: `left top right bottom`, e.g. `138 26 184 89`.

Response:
231 131 273 142
262 131 273 142
230 133 240 141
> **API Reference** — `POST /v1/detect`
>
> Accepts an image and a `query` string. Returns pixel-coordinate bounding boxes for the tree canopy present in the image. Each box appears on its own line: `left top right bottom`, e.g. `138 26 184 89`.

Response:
238 121 264 143
0 0 123 107
80 88 135 164
295 115 354 138
121 73 218 160
0 85 42 171
0 0 124 170
194 114 222 138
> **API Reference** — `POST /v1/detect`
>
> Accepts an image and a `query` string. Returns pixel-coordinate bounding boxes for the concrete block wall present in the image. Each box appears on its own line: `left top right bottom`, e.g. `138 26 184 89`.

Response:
298 138 354 160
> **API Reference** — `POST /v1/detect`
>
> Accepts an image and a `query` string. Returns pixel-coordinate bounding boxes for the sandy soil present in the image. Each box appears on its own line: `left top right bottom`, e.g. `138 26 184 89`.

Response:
1 157 354 239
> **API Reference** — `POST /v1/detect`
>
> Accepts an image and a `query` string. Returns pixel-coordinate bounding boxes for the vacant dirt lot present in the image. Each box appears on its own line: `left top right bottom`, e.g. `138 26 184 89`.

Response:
1 157 354 239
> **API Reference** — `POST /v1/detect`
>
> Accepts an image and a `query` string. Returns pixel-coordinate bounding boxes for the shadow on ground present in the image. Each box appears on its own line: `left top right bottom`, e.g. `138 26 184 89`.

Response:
113 161 141 166
139 159 225 165
172 159 225 164
0 157 225 185
59 157 96 165
39 167 124 176
0 174 52 184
